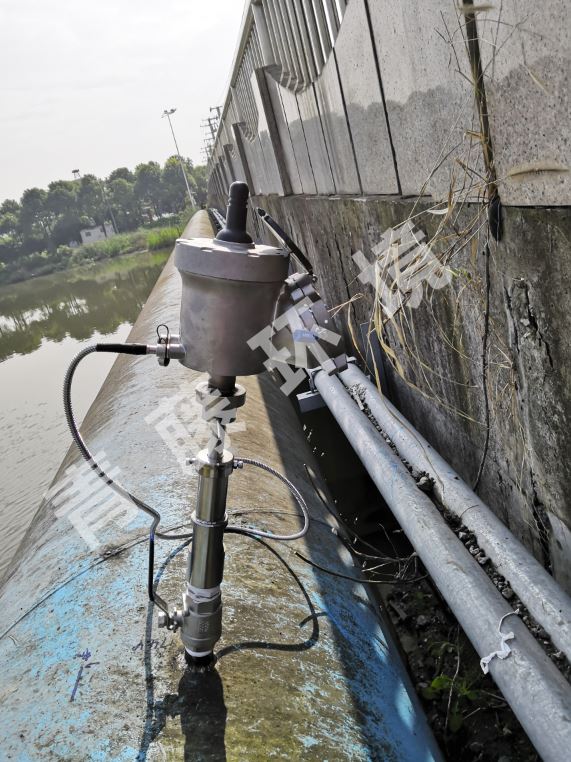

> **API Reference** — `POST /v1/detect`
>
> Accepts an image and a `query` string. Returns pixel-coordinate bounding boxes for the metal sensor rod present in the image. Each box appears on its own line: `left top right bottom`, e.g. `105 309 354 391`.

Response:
216 181 253 244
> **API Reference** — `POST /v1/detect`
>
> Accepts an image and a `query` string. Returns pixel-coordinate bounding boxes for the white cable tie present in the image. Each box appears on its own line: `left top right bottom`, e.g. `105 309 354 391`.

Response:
480 609 520 674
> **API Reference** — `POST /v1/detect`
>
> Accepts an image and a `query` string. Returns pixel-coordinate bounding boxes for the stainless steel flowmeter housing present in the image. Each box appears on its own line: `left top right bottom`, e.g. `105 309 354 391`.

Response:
175 236 289 376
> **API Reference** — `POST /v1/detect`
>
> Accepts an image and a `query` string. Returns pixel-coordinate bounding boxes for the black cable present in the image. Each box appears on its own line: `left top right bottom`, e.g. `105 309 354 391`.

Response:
473 241 491 491
96 343 148 355
148 533 169 612
256 207 314 275
63 344 199 614
291 549 427 585
63 344 193 542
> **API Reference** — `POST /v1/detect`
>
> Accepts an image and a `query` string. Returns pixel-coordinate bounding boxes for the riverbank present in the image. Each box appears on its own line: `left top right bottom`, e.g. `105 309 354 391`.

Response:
0 225 180 286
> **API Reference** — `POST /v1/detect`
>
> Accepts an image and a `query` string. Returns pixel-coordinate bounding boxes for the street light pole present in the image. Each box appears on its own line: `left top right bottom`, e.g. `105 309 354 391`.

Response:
162 108 196 207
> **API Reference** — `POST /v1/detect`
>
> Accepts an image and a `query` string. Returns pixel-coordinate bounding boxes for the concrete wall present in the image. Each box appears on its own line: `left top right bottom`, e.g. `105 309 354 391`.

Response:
205 1 571 588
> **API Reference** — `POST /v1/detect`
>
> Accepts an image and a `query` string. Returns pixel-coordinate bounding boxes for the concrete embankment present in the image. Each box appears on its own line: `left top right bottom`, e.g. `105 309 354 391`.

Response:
0 211 441 760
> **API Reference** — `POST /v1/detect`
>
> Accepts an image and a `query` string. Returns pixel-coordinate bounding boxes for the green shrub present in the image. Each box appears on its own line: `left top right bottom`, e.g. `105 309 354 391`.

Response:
55 245 74 261
177 203 197 232
144 216 181 230
147 226 180 251
69 230 148 266
0 225 175 285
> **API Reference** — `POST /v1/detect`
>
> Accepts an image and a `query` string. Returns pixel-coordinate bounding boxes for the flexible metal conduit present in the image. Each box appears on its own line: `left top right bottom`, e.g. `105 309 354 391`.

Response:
313 370 571 762
340 363 571 664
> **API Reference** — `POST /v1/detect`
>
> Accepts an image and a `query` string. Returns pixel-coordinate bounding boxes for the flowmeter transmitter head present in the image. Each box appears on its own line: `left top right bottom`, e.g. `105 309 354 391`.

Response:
174 182 289 377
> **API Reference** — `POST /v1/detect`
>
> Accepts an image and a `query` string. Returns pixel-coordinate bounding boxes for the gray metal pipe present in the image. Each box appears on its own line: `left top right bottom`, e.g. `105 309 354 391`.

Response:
314 370 571 762
340 362 571 664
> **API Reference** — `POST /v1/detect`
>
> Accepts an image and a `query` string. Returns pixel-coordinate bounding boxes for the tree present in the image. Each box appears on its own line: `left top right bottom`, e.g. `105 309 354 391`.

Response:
107 167 135 184
191 165 208 206
46 180 78 217
161 155 196 213
19 187 53 245
0 155 209 279
108 178 141 230
77 174 106 225
0 199 20 217
134 161 163 218
0 212 20 240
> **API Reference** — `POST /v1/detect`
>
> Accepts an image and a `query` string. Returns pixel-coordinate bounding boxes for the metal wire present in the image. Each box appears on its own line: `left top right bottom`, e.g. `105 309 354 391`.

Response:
234 457 310 540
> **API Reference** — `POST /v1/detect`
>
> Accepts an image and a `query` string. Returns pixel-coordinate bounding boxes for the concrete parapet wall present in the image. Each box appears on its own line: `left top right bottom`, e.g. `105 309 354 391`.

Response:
204 2 571 586
208 0 570 206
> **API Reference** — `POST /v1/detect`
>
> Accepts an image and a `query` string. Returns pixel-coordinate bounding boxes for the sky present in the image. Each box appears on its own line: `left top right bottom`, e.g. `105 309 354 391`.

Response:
0 0 246 202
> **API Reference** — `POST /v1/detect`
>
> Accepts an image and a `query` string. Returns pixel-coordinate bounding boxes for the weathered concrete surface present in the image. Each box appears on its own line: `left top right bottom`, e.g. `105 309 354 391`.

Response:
0 212 441 761
333 0 399 194
368 0 484 200
314 49 362 194
276 84 317 195
264 75 304 194
208 1 570 206
477 0 571 205
248 69 285 195
256 194 571 592
206 0 571 597
296 85 336 195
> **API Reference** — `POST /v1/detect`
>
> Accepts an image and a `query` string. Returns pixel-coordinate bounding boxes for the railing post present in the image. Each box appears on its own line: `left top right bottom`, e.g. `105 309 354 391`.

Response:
252 1 276 68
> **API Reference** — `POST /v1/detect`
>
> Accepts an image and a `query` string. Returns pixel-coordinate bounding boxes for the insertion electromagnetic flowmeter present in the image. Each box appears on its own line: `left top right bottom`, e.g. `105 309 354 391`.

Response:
63 181 346 666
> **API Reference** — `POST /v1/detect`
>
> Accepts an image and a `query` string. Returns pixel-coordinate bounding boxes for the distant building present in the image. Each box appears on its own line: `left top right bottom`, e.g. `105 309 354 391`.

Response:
79 222 115 245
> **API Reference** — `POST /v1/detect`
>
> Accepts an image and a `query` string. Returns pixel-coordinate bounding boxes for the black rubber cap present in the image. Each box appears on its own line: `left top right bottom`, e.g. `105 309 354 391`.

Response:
216 181 253 244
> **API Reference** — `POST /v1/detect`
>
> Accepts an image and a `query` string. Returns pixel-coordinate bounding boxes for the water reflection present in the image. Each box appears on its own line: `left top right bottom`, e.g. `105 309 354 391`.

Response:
0 250 169 583
0 251 169 361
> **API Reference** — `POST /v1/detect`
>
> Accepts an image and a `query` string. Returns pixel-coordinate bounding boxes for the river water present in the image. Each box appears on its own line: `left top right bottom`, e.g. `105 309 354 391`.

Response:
0 250 169 582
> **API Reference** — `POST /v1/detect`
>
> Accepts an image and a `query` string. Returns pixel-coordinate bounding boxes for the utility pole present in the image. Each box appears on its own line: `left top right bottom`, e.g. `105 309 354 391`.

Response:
202 116 219 143
162 108 196 207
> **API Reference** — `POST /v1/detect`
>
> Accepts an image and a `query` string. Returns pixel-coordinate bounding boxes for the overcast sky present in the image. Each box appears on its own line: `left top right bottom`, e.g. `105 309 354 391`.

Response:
0 0 246 202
